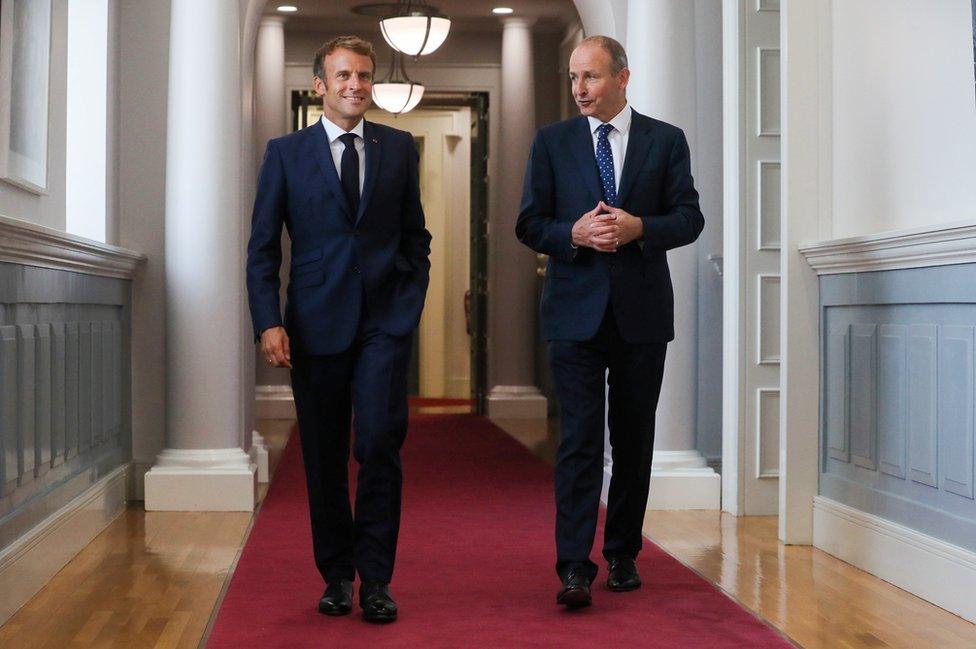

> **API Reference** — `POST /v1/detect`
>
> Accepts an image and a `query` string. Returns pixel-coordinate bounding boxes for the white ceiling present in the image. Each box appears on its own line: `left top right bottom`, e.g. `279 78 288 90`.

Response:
267 0 580 33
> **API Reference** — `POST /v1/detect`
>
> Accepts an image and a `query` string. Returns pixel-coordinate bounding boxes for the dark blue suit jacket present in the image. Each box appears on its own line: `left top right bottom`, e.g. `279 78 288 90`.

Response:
516 111 704 344
246 120 431 355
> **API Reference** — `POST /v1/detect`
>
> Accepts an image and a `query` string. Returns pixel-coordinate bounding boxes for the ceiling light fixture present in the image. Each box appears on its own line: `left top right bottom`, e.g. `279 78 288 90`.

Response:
492 7 514 14
276 5 298 12
379 1 451 57
372 52 425 115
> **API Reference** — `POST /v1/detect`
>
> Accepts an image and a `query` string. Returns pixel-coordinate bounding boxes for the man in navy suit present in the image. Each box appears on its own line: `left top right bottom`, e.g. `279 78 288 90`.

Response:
516 36 704 608
246 36 430 623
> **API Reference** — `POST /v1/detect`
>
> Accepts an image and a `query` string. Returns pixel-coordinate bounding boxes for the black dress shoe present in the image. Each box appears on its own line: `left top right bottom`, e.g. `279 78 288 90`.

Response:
318 579 353 615
360 581 397 623
607 557 642 591
556 569 592 608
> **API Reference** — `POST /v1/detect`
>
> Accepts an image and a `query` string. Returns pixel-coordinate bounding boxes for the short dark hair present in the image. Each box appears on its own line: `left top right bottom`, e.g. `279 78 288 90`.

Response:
313 36 376 79
578 35 628 75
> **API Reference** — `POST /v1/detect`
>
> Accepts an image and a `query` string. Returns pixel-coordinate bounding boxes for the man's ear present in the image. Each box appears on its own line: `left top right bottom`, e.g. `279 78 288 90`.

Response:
313 75 327 97
618 68 630 91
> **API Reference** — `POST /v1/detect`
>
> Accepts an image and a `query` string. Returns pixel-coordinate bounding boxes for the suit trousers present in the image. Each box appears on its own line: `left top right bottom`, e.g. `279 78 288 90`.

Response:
548 305 667 581
289 314 412 585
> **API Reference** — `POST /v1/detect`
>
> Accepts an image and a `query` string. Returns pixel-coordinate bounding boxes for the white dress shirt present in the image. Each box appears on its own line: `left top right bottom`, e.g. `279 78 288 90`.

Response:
320 115 366 195
586 103 632 194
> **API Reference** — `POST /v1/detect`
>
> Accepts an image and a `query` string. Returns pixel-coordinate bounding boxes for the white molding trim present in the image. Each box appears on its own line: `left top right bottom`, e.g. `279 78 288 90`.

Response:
255 384 296 419
0 464 129 625
144 448 256 511
486 385 547 419
603 450 721 510
0 212 146 279
251 431 270 483
799 218 976 275
813 496 976 624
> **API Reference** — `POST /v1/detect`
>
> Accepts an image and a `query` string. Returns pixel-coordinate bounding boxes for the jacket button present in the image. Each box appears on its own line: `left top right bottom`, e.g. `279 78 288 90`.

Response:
353 266 360 274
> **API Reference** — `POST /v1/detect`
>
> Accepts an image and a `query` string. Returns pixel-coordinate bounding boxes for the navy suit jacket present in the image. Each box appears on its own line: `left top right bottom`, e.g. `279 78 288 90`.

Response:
246 120 431 355
516 110 704 344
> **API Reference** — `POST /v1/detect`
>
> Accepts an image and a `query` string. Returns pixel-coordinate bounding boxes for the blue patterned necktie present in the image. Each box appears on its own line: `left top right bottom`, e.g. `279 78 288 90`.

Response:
595 123 617 206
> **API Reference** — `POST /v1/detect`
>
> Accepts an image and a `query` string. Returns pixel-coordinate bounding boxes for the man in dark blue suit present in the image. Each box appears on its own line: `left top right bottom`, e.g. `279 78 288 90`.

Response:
246 36 430 623
516 35 704 608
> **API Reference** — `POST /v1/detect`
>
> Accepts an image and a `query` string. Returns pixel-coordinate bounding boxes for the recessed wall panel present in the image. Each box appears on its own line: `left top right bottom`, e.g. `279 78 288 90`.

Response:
65 322 79 461
939 326 975 499
758 389 780 478
34 324 52 475
826 324 850 462
78 322 91 454
758 275 781 364
758 49 781 135
16 325 35 485
758 162 781 250
909 325 938 487
0 326 17 493
850 324 877 470
758 0 780 10
91 321 103 448
50 322 66 468
879 325 907 479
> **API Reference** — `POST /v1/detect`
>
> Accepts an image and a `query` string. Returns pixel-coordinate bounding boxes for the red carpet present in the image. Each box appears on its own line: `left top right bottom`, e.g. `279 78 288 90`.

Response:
207 415 793 648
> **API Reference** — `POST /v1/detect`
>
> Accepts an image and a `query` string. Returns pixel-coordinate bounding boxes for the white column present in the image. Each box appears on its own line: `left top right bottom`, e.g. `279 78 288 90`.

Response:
604 0 719 509
144 0 256 511
251 15 294 439
487 17 547 419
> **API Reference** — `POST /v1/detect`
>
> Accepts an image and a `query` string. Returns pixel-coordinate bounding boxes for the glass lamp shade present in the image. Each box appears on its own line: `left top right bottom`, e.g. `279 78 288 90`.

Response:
379 15 450 56
372 82 425 115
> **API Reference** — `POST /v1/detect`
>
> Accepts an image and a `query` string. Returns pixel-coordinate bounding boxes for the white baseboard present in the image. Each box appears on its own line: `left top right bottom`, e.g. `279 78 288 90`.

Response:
487 385 547 419
251 431 270 484
0 465 129 626
255 384 296 419
144 448 257 511
602 450 721 510
814 496 976 624
129 461 153 501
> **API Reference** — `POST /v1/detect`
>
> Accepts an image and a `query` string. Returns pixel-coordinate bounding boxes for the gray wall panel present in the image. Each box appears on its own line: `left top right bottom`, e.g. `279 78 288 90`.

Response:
50 322 65 468
826 324 850 463
909 324 938 488
940 326 975 500
16 326 35 486
820 265 976 552
34 323 52 476
878 324 907 479
850 324 877 470
0 262 131 555
0 327 17 494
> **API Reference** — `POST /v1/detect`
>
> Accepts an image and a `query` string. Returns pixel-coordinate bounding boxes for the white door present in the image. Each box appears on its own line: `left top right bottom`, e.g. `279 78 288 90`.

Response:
723 0 781 515
367 108 472 399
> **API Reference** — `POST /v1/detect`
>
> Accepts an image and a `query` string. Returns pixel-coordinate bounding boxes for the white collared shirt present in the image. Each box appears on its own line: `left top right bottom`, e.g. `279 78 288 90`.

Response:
320 115 366 195
586 103 632 194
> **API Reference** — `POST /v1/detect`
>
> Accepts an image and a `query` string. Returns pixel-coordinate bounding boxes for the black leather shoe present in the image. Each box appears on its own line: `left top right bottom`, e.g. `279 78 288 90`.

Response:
360 581 397 623
556 569 592 608
607 557 641 591
318 579 353 615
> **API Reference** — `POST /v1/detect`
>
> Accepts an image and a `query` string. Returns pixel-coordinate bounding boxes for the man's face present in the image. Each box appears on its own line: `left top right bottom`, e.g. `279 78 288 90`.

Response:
568 43 629 122
314 48 374 124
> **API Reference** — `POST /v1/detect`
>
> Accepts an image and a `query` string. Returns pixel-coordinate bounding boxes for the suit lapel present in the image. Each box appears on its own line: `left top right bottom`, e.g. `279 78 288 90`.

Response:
357 121 382 225
306 123 353 218
616 111 653 207
567 117 604 206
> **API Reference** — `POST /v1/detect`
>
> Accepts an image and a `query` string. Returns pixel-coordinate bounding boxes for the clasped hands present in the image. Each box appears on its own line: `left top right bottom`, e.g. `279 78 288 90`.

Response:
571 201 643 252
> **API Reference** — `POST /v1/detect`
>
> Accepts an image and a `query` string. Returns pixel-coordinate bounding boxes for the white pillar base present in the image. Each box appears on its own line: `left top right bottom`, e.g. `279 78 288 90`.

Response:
602 450 721 510
250 431 270 483
487 385 547 419
255 384 296 419
144 448 256 511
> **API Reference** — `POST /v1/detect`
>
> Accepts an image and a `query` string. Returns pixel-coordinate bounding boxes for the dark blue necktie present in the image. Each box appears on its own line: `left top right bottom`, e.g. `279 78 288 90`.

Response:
595 123 617 206
339 132 359 214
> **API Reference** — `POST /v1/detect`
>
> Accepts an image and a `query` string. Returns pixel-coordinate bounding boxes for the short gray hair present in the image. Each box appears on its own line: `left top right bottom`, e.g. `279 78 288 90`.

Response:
579 35 628 75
